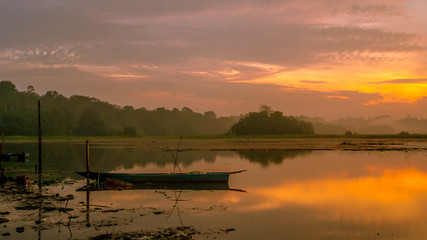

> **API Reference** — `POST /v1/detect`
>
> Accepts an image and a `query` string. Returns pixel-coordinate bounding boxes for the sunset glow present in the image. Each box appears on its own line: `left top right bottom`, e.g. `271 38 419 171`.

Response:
245 167 427 222
1 0 426 118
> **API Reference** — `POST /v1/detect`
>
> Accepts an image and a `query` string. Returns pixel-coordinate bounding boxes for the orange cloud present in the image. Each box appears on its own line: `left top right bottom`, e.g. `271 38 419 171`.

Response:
245 53 427 105
326 95 350 99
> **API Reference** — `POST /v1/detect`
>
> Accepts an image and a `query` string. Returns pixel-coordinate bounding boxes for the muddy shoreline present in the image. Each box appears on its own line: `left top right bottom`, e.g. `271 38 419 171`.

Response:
0 179 234 240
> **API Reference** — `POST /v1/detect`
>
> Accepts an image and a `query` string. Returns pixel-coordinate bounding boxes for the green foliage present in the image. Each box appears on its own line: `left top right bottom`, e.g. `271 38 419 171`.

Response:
0 109 36 135
122 126 137 136
344 131 353 136
0 81 238 136
229 110 314 135
74 108 109 136
398 131 410 136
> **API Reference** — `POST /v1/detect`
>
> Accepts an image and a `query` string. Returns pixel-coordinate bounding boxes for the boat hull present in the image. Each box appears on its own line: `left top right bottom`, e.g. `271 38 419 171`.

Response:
76 171 230 183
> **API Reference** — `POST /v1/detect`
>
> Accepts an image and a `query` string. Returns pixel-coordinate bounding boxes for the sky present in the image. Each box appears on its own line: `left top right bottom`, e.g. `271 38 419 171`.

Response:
0 0 426 120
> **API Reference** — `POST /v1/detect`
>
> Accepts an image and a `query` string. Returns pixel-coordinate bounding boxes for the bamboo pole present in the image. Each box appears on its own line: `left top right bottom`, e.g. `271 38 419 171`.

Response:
0 132 3 181
38 100 42 188
85 139 91 226
86 190 91 227
86 140 90 186
1 131 4 154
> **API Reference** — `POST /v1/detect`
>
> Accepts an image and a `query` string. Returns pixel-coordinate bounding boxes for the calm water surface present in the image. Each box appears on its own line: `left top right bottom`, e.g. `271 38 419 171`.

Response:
1 142 427 239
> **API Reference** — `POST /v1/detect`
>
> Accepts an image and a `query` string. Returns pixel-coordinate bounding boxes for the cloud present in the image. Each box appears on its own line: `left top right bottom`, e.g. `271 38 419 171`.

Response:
0 45 82 66
1 1 423 66
373 78 427 84
1 0 426 119
326 95 350 99
4 63 418 119
300 80 327 84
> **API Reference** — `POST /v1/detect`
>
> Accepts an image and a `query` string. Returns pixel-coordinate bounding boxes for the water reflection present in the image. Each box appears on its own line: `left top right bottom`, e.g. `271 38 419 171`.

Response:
166 190 184 226
1 142 314 178
237 150 312 167
3 142 427 239
248 167 427 221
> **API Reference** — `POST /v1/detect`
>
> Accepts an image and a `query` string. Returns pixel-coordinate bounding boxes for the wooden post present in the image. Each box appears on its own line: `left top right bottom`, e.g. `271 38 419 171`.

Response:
86 190 91 227
1 132 4 154
0 132 3 180
86 140 90 186
38 100 42 188
85 139 91 226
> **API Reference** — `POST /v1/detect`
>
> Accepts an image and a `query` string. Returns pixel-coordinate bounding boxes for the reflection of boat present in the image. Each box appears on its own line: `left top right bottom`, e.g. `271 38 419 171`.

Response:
76 179 246 192
0 153 30 162
130 182 232 191
76 170 246 184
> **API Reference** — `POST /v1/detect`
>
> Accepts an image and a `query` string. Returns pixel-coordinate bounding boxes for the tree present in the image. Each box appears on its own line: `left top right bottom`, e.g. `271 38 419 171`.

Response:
0 81 17 95
26 85 36 95
123 105 134 111
122 126 137 136
0 81 18 111
258 104 273 115
74 108 109 136
229 110 314 135
204 111 217 119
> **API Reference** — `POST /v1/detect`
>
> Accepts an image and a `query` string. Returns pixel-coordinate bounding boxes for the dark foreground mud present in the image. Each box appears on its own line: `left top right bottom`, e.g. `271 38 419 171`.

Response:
0 176 234 240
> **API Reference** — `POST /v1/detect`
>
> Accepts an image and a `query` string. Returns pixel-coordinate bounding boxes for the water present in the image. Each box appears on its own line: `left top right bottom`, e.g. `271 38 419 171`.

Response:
1 141 427 239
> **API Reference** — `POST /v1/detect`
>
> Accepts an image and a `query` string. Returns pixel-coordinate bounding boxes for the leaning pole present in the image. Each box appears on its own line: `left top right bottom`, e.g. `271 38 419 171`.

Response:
38 100 42 188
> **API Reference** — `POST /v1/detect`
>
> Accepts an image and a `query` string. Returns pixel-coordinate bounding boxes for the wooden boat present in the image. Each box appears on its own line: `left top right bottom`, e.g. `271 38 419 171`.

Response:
76 170 246 184
0 153 30 162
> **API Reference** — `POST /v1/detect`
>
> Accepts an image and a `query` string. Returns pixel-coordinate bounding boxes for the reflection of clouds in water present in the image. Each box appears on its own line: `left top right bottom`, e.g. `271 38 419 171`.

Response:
236 150 313 167
243 168 427 223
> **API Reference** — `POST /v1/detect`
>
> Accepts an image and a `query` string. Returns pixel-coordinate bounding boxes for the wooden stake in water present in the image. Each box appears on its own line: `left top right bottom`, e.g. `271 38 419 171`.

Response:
1 131 4 154
38 100 42 188
86 140 90 186
85 139 91 226
86 190 91 227
0 132 3 181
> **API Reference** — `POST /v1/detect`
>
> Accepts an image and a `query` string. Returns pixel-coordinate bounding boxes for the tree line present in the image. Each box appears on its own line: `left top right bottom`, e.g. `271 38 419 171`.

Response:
0 81 316 136
0 81 238 136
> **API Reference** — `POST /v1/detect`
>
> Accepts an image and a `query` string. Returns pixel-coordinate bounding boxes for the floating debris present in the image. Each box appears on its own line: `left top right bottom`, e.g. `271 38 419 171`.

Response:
101 209 124 213
152 210 165 215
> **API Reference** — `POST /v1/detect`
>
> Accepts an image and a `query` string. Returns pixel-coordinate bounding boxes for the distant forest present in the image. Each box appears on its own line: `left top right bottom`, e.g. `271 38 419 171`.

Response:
230 106 314 135
1 81 427 136
0 81 239 136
